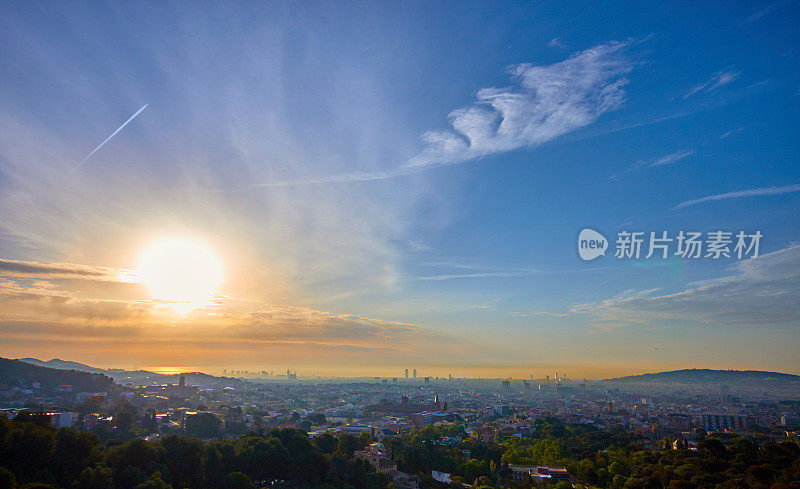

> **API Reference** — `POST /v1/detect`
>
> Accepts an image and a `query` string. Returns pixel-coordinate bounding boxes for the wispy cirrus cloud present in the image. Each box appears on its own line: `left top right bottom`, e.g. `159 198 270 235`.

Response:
418 271 531 281
612 149 694 178
246 40 635 187
673 183 800 210
409 40 633 169
570 244 800 326
0 258 129 282
720 126 744 139
684 70 741 98
648 149 695 167
744 5 775 24
416 261 533 281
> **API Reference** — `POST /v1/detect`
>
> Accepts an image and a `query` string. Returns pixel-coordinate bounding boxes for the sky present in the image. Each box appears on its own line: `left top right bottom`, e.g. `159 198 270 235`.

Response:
0 1 798 379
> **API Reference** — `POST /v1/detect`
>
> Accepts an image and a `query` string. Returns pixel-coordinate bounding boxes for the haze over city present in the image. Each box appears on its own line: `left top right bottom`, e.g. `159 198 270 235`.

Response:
0 1 798 379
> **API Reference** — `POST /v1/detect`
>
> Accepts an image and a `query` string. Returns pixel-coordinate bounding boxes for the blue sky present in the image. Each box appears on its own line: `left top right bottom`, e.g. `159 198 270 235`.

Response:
0 1 798 377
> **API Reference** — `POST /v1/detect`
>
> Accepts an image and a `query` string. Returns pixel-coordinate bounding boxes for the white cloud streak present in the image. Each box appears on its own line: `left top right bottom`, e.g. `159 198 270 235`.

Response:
673 184 800 210
744 5 775 23
245 40 634 187
408 41 633 169
67 104 148 175
649 149 695 167
684 71 741 98
612 149 694 178
417 271 531 281
571 244 800 325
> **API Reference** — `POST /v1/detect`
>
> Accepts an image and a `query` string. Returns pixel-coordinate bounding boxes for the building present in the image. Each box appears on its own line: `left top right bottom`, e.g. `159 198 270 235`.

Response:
701 413 752 431
76 391 108 403
495 405 512 416
354 443 397 472
405 368 409 379
781 414 800 428
666 413 693 431
431 471 451 483
49 411 78 428
506 465 570 484
411 412 433 427
354 443 420 489
339 424 375 436
413 369 417 379
386 470 419 489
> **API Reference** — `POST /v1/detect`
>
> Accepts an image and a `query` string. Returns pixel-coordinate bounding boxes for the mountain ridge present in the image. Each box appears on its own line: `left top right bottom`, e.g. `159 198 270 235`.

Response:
607 368 800 383
15 359 800 382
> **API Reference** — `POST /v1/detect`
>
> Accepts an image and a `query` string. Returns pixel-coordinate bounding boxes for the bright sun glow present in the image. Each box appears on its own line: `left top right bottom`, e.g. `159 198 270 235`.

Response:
136 237 224 314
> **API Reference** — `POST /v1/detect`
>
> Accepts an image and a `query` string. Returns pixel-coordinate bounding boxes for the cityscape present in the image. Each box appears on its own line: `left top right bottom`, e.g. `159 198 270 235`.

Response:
1 1 799 489
1 356 799 488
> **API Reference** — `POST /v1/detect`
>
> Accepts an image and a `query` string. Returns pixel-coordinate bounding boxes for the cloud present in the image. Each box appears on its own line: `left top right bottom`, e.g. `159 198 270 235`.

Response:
744 5 775 23
408 41 633 169
684 70 741 98
570 244 800 325
548 37 564 48
417 271 531 281
648 149 695 167
673 183 800 210
612 149 694 178
720 127 744 139
415 261 533 281
0 272 455 353
224 305 450 348
244 40 635 187
0 258 127 281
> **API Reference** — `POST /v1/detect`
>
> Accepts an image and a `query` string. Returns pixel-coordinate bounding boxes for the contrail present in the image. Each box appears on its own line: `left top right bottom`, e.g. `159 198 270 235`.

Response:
67 104 148 175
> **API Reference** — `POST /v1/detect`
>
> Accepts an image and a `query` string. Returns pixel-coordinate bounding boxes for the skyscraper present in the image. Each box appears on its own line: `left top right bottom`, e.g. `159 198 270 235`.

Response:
413 368 417 379
405 368 409 379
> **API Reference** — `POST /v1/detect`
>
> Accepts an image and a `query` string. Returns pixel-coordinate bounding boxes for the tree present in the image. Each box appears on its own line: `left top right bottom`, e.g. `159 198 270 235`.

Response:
225 472 256 489
113 410 135 439
53 428 98 485
0 468 15 489
74 466 114 489
358 430 373 449
184 413 220 438
135 472 173 489
13 411 51 427
313 433 338 454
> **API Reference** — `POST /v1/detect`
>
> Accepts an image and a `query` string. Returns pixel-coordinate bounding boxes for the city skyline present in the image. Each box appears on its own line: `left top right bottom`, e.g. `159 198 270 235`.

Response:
1 2 798 378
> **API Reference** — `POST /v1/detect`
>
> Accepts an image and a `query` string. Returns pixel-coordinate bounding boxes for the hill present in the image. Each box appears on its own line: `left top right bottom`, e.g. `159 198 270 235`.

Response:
0 357 116 392
18 357 106 374
17 357 249 389
608 368 800 384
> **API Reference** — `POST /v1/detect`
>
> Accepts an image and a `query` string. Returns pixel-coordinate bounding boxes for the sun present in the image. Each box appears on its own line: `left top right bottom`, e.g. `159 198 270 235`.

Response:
136 237 224 314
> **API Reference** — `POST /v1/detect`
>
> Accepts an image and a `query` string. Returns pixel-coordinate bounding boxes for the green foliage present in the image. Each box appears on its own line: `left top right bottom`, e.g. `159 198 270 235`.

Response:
74 466 114 489
184 413 220 438
224 472 254 489
501 437 570 466
0 417 362 489
0 467 15 489
1 412 799 489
